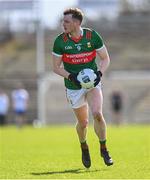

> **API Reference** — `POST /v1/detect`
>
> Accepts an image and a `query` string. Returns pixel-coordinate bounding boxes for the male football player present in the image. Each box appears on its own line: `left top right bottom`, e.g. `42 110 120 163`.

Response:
52 8 113 168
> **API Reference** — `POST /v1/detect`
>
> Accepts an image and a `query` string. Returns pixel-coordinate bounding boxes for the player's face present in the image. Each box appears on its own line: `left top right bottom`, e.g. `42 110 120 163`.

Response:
63 14 76 33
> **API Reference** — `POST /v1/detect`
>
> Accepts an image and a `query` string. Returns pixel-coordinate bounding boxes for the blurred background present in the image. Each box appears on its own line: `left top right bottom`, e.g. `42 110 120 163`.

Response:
0 0 150 126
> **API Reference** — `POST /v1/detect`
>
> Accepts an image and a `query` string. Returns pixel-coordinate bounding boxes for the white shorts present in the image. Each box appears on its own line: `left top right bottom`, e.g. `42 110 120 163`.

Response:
66 83 101 109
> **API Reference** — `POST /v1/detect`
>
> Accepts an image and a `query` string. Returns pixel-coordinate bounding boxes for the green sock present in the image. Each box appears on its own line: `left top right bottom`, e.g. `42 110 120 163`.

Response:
80 140 87 144
80 140 88 149
99 140 107 150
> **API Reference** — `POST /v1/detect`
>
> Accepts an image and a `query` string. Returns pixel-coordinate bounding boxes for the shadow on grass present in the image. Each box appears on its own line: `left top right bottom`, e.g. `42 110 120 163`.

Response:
31 168 107 176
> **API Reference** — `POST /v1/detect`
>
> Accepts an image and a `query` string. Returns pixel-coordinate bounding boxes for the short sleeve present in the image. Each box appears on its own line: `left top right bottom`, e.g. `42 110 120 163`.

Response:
92 30 104 50
52 37 63 56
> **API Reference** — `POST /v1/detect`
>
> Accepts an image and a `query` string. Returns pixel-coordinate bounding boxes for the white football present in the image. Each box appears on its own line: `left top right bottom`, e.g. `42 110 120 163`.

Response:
77 68 97 89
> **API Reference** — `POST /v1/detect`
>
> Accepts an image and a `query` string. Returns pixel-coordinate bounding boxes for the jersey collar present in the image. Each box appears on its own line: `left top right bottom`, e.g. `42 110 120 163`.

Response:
68 27 83 43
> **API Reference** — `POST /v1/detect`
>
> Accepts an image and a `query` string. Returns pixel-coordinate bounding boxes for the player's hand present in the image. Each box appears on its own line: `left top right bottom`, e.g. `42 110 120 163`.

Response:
94 70 102 87
68 73 81 88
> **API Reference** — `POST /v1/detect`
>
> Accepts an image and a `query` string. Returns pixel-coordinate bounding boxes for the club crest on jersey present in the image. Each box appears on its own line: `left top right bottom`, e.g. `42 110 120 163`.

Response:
87 42 91 48
77 45 81 51
75 45 81 51
75 43 82 51
65 46 73 50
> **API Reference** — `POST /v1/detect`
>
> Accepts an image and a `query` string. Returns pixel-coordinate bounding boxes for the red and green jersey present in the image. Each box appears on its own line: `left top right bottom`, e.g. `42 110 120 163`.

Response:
52 28 104 89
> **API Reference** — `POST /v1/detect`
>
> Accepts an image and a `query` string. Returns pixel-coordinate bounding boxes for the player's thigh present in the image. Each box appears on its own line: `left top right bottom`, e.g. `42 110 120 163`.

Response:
73 104 89 123
86 87 103 113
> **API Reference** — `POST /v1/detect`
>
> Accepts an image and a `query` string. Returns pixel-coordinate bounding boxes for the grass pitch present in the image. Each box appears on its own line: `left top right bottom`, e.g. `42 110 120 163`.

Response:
0 124 150 179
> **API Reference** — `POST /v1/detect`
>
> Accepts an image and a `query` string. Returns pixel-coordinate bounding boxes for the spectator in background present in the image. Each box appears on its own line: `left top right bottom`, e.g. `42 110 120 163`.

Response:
110 90 123 126
0 88 9 126
11 83 29 128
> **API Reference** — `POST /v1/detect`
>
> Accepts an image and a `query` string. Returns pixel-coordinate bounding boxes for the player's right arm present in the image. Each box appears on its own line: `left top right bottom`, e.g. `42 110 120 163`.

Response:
52 54 70 79
52 55 81 88
52 35 70 79
52 35 81 87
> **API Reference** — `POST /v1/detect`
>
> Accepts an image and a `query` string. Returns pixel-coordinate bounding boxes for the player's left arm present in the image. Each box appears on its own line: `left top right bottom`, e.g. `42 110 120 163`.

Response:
96 45 110 74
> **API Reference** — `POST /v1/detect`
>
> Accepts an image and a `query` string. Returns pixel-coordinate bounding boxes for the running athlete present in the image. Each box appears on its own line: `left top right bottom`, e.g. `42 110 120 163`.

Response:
52 8 113 168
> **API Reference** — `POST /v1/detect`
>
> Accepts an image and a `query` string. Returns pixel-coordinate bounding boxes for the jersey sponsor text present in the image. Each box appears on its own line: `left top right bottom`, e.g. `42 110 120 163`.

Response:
62 50 96 64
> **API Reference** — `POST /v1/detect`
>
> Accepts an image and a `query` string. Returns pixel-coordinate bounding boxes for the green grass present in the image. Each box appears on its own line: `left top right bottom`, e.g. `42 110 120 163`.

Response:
0 124 150 179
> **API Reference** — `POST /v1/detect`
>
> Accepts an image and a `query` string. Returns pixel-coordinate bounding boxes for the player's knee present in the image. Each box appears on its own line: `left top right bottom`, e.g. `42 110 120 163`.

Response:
92 111 103 122
79 120 88 129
